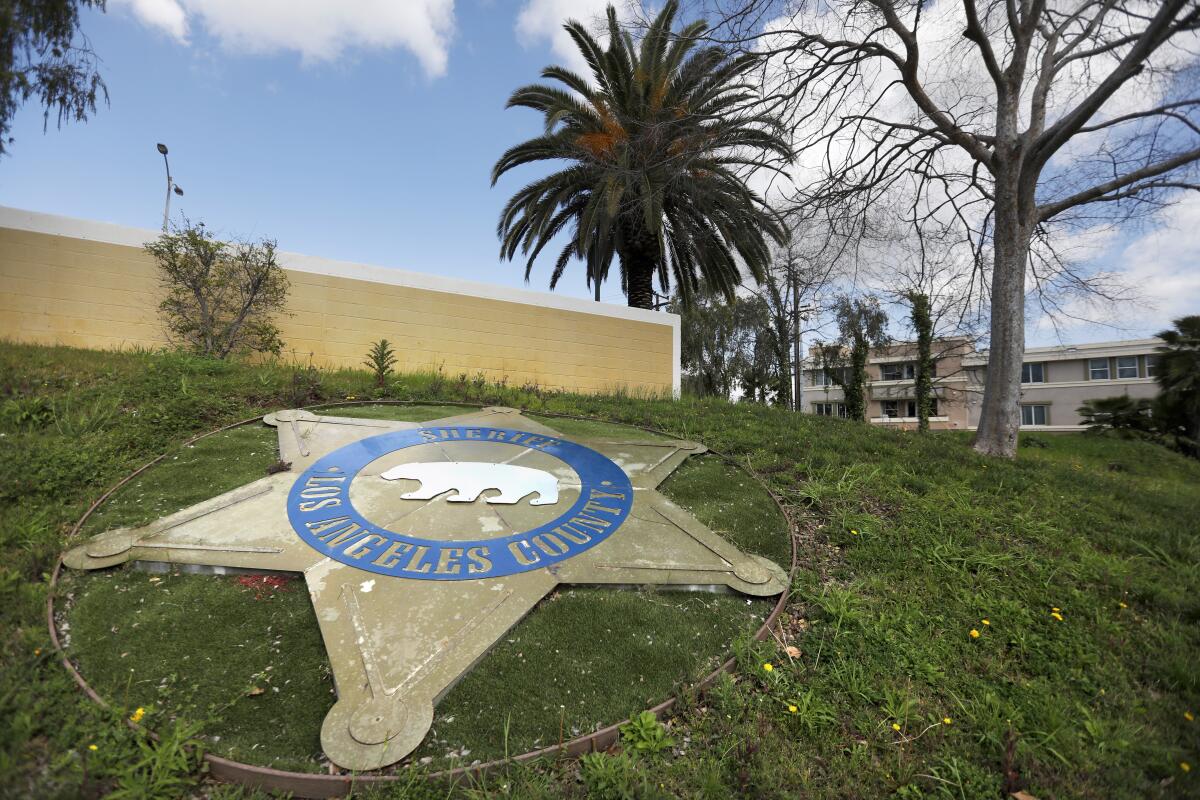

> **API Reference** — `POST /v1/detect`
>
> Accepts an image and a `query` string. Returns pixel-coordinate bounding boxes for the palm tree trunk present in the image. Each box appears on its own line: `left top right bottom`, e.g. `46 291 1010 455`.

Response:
627 268 654 309
618 223 659 310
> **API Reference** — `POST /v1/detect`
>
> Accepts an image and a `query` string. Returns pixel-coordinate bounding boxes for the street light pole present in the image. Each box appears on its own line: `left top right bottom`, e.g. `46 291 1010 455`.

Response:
157 143 184 231
793 301 819 413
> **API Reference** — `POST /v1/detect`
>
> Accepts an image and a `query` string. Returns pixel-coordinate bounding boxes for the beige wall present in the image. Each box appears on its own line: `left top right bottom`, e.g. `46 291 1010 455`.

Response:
0 208 679 396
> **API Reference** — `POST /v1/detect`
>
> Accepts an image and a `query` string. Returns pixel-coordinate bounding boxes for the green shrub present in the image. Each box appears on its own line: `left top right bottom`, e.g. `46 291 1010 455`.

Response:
579 752 639 800
1077 396 1153 434
619 711 675 758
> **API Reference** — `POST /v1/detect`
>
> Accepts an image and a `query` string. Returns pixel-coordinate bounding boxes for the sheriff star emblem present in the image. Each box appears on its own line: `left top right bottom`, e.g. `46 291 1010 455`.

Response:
64 406 787 771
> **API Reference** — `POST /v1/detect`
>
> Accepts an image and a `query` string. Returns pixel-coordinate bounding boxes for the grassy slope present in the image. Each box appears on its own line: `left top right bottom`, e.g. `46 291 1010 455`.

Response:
60 406 785 772
1 342 1198 799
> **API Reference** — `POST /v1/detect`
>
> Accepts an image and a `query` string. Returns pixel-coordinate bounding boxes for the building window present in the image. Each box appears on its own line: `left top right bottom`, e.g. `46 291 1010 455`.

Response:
813 402 849 418
1021 405 1048 426
1021 362 1044 383
880 362 916 381
881 400 900 418
811 368 848 387
1116 355 1139 379
1088 358 1110 380
891 399 941 418
1146 355 1160 378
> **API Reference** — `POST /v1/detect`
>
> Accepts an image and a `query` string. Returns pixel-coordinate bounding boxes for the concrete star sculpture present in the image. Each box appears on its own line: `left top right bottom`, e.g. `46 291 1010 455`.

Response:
64 406 787 771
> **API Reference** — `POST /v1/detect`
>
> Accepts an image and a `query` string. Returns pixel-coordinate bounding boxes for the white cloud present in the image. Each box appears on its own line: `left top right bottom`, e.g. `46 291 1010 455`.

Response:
515 0 625 75
1115 194 1200 325
116 0 188 41
1025 193 1200 343
113 0 456 77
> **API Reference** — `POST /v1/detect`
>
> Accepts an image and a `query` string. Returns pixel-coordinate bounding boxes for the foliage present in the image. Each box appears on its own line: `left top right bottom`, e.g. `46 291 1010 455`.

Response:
1154 315 1200 457
1077 396 1154 435
146 221 290 359
675 290 778 401
619 711 675 758
0 0 106 157
363 339 398 389
492 1 790 309
817 295 889 422
578 752 641 800
906 291 934 433
1 341 1199 799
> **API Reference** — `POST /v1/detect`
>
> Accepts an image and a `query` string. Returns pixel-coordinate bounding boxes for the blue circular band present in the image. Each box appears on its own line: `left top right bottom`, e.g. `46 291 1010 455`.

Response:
286 426 633 581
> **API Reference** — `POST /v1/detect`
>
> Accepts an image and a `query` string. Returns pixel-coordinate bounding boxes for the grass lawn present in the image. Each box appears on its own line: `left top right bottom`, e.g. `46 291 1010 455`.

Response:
1 342 1198 799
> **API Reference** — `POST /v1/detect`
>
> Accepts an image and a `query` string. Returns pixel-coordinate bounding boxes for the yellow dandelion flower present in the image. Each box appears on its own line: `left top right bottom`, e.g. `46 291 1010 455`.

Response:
1052 607 1061 612
943 717 952 725
1185 711 1195 722
130 707 145 723
1181 762 1191 773
969 629 981 639
1051 612 1064 621
851 529 859 536
762 662 773 673
891 723 901 732
981 619 990 626
88 744 97 752
788 705 798 714
1118 602 1127 609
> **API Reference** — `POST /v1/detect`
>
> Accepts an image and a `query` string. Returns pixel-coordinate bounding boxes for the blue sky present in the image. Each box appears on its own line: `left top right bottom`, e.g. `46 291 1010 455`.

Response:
1 0 1195 344
0 0 635 304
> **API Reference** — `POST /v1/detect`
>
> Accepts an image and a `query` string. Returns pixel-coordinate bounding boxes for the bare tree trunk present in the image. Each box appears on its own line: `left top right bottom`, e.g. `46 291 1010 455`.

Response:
973 173 1032 457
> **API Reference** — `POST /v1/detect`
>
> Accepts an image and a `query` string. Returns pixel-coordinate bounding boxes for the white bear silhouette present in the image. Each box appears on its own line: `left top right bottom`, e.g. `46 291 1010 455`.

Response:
379 462 559 506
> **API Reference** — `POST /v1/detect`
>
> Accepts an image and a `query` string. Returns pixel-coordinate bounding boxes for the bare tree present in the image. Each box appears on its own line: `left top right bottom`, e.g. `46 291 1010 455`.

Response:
147 222 290 359
750 216 847 410
865 220 984 431
701 0 1200 457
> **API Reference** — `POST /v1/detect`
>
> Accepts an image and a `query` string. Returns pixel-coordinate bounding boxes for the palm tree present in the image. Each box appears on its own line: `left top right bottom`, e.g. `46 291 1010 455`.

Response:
491 1 790 310
1155 315 1200 455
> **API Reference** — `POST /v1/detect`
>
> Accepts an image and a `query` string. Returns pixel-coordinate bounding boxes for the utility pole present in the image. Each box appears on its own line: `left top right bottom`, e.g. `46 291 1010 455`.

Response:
157 143 184 231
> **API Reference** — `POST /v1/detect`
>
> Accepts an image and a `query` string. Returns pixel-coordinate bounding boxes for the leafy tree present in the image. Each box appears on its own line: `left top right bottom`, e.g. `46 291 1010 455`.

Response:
1154 315 1200 456
734 295 781 404
906 291 934 433
147 222 290 359
818 295 888 422
1 0 106 157
492 1 790 309
677 292 743 398
1077 396 1154 435
675 290 776 401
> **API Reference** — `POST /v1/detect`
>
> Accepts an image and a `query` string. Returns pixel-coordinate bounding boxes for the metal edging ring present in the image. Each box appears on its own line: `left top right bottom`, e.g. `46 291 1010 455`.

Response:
48 400 799 799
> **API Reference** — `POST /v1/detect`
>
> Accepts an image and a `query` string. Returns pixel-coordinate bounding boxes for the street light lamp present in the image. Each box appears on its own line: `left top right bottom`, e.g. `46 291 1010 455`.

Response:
157 142 184 230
